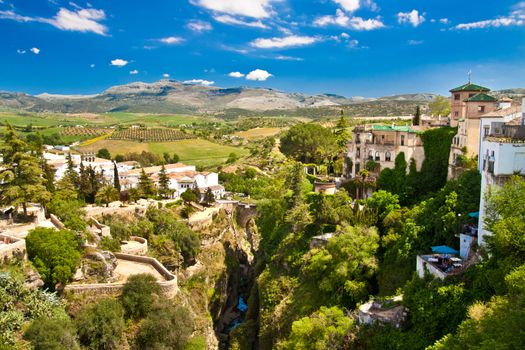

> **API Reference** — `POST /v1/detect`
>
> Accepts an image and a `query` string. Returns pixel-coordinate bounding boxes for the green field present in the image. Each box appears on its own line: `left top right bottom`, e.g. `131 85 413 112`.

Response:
0 112 216 128
79 138 248 167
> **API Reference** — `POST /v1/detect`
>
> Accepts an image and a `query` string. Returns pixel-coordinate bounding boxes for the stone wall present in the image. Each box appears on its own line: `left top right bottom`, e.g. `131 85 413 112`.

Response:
49 214 65 229
63 253 178 297
0 234 26 261
235 203 257 229
120 236 148 256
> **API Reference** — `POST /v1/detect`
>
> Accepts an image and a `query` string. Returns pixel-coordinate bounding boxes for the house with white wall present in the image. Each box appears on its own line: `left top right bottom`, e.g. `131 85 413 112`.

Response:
477 99 525 246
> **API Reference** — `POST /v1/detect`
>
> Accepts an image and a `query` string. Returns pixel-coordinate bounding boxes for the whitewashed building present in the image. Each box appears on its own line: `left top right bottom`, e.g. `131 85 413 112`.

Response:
477 99 525 246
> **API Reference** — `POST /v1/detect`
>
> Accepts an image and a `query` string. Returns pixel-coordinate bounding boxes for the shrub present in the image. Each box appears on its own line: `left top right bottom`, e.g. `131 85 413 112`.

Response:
121 274 161 319
24 318 79 350
135 304 194 350
76 299 124 350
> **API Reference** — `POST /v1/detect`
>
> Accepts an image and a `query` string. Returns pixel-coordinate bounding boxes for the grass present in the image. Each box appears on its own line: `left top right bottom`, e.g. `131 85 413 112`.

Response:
234 127 283 140
78 138 249 167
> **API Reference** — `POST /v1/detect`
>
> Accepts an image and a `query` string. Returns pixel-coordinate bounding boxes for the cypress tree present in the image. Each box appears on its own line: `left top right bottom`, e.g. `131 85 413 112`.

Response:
158 165 170 198
413 105 421 126
113 162 121 192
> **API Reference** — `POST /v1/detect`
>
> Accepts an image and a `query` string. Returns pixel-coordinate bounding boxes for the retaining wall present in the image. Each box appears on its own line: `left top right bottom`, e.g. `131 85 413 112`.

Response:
0 234 26 261
120 236 148 255
63 253 178 297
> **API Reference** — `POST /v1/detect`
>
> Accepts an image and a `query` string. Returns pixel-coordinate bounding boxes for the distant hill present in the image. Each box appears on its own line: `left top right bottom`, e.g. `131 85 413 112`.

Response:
3 80 520 117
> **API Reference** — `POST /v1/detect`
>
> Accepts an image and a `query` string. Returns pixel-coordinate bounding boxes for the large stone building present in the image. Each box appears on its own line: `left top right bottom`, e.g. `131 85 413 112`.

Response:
448 82 499 178
477 100 525 246
346 124 426 178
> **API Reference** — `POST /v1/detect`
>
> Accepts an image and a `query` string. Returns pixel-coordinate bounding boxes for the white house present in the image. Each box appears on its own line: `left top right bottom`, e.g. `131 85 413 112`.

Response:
477 99 525 246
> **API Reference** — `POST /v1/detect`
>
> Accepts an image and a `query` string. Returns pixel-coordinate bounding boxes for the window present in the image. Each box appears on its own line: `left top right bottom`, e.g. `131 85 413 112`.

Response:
356 147 360 158
478 106 485 113
368 150 373 160
454 111 459 117
484 127 490 136
400 135 405 146
385 151 392 162
454 94 460 100
375 151 380 161
469 93 475 98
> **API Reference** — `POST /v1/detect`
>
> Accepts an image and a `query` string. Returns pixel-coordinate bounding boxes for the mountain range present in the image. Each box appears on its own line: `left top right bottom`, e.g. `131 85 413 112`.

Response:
0 80 522 116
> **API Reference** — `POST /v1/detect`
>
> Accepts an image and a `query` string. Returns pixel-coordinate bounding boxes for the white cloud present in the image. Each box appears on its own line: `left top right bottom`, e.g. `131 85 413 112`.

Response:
163 73 170 78
455 6 525 30
246 69 273 81
275 55 304 61
17 49 26 54
333 0 360 13
440 18 449 24
213 15 268 29
408 39 424 45
0 6 108 35
187 20 212 32
340 32 350 39
110 58 128 67
90 63 95 68
347 39 359 48
191 0 274 19
314 9 384 30
183 79 215 86
228 71 245 78
129 69 139 75
30 47 40 55
159 36 184 44
397 10 425 27
251 35 319 49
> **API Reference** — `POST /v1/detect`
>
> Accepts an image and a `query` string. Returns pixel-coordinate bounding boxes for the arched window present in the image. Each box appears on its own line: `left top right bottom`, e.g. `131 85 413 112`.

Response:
401 135 405 146
375 151 380 161
368 150 373 160
385 151 392 162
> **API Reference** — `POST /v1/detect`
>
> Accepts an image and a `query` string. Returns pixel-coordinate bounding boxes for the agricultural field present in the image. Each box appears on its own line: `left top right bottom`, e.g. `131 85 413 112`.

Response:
78 138 248 167
108 128 195 142
234 127 283 140
60 126 110 137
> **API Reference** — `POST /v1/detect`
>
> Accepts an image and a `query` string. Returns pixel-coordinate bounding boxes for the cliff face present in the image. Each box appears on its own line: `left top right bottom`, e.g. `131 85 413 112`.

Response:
178 209 260 349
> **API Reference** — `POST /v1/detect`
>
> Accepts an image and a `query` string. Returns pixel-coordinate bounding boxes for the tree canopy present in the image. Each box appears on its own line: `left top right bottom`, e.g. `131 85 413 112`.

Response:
25 228 81 289
280 123 338 164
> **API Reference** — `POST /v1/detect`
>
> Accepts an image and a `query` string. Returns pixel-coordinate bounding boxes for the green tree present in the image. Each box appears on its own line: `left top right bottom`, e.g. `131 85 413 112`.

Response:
303 225 379 305
76 299 124 350
280 306 354 350
24 318 79 350
0 124 51 215
429 96 451 117
135 304 194 350
96 148 111 160
158 164 171 198
65 153 79 186
227 152 238 164
113 162 121 192
25 228 81 289
203 187 215 205
181 189 198 203
121 274 161 319
137 168 156 198
334 113 350 148
280 123 338 164
413 105 421 126
96 185 119 207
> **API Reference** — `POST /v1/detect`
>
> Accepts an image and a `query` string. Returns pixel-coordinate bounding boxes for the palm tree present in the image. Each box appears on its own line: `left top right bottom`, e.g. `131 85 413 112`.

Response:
96 185 119 207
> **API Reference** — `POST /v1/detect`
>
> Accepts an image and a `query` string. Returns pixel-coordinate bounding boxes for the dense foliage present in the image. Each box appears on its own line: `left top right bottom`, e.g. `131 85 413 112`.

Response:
280 123 337 164
121 273 161 319
25 228 81 289
76 299 125 350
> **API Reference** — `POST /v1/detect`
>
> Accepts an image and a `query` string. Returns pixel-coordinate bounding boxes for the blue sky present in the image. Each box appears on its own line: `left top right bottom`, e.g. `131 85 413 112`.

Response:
1 0 525 97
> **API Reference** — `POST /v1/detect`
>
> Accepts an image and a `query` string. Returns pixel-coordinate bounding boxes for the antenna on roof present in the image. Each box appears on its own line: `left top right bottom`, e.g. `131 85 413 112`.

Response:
468 69 472 83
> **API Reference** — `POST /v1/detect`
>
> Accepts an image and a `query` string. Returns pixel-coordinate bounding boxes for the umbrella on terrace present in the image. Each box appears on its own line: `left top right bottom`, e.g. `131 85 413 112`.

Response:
431 245 460 255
